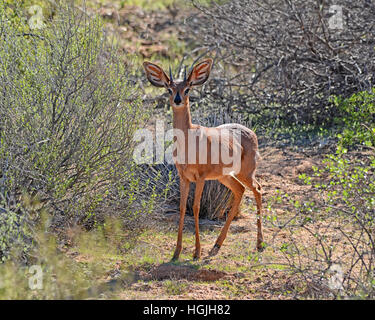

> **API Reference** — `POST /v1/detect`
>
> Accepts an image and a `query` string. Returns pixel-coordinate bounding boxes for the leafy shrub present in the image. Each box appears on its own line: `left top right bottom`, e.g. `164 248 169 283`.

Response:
0 196 32 263
0 213 127 299
333 89 375 149
270 93 375 298
0 2 150 261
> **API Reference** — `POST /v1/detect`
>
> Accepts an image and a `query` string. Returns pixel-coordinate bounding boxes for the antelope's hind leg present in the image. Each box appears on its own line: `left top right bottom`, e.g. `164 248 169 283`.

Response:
240 175 264 251
209 176 245 256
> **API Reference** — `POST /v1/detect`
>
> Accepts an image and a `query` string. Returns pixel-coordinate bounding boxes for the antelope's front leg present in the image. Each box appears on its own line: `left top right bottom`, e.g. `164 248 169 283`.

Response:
172 177 190 261
193 179 205 260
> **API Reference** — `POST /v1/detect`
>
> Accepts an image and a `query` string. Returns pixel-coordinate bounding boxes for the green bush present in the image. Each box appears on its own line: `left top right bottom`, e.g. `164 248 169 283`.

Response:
0 197 32 263
333 89 375 148
276 97 375 297
0 213 124 299
268 91 375 298
0 2 150 261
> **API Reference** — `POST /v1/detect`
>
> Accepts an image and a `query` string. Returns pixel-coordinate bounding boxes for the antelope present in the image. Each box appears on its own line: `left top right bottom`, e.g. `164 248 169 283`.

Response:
143 58 264 260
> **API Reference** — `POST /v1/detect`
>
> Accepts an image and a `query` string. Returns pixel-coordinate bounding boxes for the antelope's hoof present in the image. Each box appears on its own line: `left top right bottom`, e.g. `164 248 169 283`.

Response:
171 252 180 262
193 249 201 261
256 241 265 252
209 244 220 256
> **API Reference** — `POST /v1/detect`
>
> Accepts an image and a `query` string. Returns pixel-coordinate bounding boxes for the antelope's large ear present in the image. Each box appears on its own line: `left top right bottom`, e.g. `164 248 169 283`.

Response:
187 58 213 86
143 61 170 88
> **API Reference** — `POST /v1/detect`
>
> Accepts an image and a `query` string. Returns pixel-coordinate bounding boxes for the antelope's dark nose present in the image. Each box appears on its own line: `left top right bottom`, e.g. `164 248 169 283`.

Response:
174 92 182 105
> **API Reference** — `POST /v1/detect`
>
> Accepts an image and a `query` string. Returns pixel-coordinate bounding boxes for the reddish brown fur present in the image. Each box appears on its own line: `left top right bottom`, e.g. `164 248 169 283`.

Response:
143 59 264 260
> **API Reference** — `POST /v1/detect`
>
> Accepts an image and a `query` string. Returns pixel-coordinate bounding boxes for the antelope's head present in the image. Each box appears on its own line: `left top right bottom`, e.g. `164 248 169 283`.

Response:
143 59 213 108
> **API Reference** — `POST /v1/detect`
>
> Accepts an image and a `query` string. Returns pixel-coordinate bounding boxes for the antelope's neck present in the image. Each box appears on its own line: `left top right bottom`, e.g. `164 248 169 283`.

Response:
172 101 193 132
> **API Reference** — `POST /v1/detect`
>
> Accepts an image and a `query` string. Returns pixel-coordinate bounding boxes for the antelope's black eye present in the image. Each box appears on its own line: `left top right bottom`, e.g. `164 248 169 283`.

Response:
167 88 173 95
184 88 190 95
